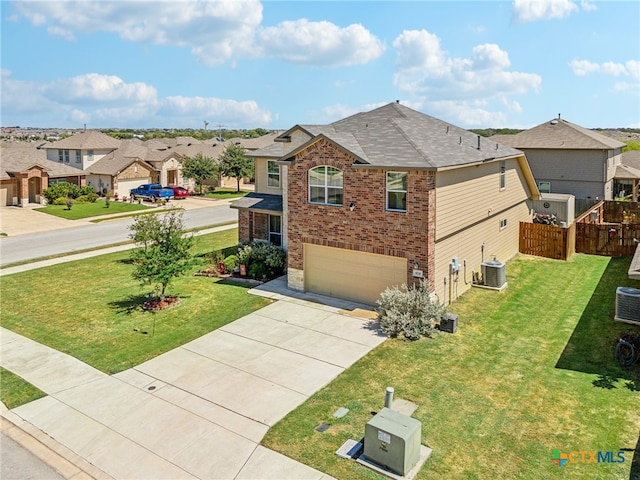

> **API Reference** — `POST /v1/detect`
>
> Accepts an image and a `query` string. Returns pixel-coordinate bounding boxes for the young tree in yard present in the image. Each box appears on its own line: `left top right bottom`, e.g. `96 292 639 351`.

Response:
128 212 196 300
219 144 253 192
181 153 218 194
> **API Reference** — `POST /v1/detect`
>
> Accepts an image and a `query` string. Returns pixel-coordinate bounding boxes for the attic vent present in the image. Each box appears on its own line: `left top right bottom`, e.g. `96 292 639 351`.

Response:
550 120 558 125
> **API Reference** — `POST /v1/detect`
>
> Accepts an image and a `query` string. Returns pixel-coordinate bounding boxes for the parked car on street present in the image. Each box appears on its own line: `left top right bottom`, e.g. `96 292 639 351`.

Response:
167 185 189 199
130 183 174 202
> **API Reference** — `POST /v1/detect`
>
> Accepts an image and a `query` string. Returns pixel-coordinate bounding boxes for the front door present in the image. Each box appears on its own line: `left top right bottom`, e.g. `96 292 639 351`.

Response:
28 178 39 203
167 170 177 185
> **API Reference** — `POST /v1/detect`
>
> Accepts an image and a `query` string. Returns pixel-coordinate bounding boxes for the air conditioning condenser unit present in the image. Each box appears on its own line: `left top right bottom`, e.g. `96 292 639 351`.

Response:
615 287 640 325
481 258 506 289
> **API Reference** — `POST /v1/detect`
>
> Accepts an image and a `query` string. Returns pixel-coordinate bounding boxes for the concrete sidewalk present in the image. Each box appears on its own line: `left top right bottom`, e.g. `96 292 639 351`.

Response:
1 280 384 479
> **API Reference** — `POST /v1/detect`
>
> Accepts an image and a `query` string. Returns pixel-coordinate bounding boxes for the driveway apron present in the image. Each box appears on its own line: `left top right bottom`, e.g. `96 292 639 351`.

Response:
1 289 385 479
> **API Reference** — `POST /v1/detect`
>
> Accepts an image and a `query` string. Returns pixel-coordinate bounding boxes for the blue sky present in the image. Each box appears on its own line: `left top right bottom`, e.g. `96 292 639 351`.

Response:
1 0 638 130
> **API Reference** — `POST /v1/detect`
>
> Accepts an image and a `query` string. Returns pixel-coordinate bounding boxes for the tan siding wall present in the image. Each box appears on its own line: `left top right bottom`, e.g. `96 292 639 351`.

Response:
434 201 530 304
253 158 283 195
524 149 611 199
436 158 529 240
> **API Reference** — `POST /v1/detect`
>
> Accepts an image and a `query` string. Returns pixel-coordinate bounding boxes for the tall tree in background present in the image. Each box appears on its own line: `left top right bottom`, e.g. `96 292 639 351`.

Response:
181 153 218 194
219 144 253 192
128 212 196 300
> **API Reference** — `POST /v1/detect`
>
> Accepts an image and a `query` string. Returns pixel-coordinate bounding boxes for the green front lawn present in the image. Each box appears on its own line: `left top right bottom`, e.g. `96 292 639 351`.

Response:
0 228 271 374
35 200 150 220
203 188 249 200
0 368 46 409
263 254 640 480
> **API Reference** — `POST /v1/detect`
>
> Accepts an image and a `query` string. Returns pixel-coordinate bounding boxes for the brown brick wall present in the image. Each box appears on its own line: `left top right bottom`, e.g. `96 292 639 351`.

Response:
238 210 251 244
238 211 269 244
287 139 436 291
253 213 269 241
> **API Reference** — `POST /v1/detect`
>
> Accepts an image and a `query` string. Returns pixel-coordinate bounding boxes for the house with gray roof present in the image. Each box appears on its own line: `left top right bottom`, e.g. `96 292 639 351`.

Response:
491 117 626 205
232 102 540 305
615 150 640 201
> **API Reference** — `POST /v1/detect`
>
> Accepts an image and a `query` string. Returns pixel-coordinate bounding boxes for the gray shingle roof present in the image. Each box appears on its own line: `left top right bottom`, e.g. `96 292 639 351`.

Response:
621 150 640 170
229 193 283 213
46 131 121 150
490 119 625 150
250 102 523 169
1 143 84 179
615 163 640 180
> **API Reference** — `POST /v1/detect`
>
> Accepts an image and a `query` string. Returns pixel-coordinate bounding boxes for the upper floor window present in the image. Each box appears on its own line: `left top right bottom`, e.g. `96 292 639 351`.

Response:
309 166 343 206
538 181 551 194
386 172 407 212
75 150 82 163
58 149 70 163
499 160 506 190
87 150 94 161
267 160 280 188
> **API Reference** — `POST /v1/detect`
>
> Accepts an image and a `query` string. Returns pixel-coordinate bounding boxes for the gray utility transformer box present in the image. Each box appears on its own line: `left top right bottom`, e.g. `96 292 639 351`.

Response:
364 407 421 476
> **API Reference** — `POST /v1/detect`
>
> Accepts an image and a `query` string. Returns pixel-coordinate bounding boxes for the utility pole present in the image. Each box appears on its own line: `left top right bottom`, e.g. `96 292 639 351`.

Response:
217 123 226 141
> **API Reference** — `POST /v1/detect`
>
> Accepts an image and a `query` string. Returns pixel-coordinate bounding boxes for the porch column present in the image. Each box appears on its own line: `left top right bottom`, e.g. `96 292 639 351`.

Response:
19 175 28 206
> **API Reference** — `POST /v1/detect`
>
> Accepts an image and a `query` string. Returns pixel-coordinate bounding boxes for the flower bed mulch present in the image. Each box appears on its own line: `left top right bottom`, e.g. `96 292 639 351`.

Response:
142 296 182 312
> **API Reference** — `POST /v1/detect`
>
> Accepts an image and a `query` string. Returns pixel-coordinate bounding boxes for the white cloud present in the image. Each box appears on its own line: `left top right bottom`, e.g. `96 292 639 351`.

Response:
47 74 158 104
512 0 579 22
392 29 541 126
256 19 385 67
161 96 271 126
570 59 639 79
1 71 273 128
13 1 384 68
47 25 74 41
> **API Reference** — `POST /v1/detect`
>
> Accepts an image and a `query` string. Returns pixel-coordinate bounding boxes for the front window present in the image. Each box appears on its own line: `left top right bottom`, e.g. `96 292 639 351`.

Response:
75 150 82 163
58 149 70 163
87 150 94 161
499 160 506 190
267 160 280 188
387 172 407 211
309 166 343 206
269 215 282 246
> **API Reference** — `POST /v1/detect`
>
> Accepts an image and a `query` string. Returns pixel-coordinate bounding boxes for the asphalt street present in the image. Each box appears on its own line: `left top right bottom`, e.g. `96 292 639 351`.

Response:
0 204 236 266
1 432 65 480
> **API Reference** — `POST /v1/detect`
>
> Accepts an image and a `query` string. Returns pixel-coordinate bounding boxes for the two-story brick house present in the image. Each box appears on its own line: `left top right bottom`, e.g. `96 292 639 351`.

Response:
232 102 540 305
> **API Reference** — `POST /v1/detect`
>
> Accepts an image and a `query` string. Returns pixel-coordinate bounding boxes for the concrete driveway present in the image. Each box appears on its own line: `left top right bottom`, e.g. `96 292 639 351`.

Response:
1 278 384 479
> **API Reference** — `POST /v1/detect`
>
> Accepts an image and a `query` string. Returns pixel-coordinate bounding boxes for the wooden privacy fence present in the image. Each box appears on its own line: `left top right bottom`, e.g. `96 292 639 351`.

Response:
519 222 575 260
575 200 640 256
520 201 640 259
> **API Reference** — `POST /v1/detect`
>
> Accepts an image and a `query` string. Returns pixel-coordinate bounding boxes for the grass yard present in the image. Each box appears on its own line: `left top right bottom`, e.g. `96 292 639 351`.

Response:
0 368 46 409
203 188 249 200
263 254 640 480
0 228 271 375
35 200 150 220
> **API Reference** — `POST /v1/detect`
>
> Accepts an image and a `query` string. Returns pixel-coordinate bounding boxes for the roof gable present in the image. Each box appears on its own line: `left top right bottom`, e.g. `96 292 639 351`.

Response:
47 131 121 150
490 118 625 150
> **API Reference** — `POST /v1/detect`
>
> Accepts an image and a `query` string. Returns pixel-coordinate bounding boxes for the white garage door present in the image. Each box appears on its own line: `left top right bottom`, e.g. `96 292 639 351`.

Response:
0 185 9 206
117 179 148 198
304 244 408 305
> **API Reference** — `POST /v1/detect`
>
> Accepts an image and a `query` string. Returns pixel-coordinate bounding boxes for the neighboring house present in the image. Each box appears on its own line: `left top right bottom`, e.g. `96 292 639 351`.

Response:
491 117 625 203
0 143 84 206
233 102 540 305
614 150 640 201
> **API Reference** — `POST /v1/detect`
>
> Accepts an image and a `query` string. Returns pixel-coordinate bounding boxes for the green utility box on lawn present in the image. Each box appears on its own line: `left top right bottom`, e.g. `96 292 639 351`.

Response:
364 407 421 476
